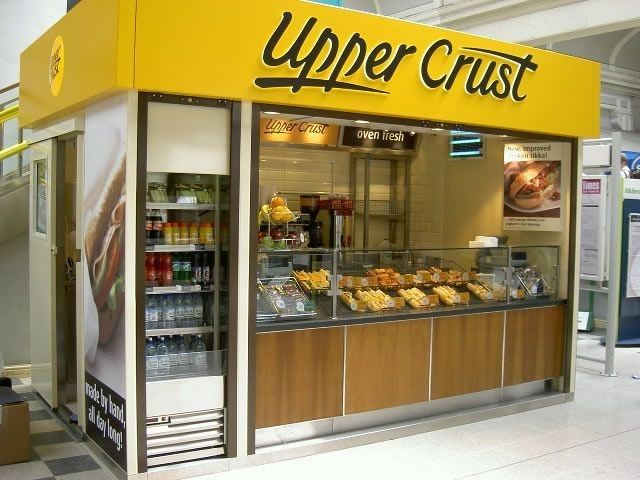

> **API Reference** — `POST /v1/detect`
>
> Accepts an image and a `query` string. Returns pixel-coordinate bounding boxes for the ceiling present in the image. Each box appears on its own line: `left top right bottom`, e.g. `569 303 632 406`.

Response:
548 28 640 72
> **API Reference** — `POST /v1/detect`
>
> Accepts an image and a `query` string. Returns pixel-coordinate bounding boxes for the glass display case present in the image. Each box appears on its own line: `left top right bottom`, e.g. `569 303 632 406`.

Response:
255 246 560 325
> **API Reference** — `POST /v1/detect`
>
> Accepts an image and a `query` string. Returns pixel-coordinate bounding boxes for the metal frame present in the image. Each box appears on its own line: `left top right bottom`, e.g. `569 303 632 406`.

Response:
136 92 242 472
576 134 622 377
255 380 563 451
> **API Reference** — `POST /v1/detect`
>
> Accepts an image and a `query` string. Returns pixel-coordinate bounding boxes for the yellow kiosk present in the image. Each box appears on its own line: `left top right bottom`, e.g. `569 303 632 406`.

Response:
20 0 599 478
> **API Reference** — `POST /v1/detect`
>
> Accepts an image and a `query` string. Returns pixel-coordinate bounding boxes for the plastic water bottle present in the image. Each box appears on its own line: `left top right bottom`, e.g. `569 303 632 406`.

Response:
168 336 179 367
175 295 186 326
145 337 158 372
145 297 151 324
191 334 207 368
162 295 176 328
147 297 159 324
156 336 170 372
194 294 204 324
176 335 189 366
185 294 196 325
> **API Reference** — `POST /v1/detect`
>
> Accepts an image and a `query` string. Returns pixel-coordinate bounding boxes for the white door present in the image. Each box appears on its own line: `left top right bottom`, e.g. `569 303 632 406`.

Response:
29 139 57 407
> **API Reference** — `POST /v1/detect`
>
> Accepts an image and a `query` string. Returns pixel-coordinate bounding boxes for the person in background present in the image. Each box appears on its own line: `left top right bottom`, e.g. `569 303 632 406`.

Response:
620 152 631 178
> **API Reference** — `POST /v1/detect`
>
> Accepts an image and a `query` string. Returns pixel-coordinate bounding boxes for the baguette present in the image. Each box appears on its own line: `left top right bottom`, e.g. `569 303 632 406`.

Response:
84 155 126 345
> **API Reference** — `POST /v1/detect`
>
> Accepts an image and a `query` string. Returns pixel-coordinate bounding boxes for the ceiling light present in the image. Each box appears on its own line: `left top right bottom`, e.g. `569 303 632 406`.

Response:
263 111 280 115
410 131 415 135
500 135 509 138
354 119 370 124
432 128 444 131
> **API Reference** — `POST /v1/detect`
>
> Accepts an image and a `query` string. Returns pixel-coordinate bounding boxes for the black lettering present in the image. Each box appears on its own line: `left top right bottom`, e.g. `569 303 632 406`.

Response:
444 55 474 91
379 44 417 81
365 43 393 79
313 29 340 73
262 12 316 69
420 39 452 88
491 63 512 99
464 59 488 94
325 33 367 92
511 54 538 101
460 47 538 101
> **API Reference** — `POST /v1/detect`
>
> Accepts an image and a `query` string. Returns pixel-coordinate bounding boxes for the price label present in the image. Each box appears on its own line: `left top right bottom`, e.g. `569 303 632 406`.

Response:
453 294 461 303
276 299 286 309
485 292 494 300
350 301 358 311
462 272 469 281
296 301 305 312
420 297 430 306
416 273 423 282
397 275 405 285
361 277 369 287
386 299 395 308
345 278 353 288
432 273 441 283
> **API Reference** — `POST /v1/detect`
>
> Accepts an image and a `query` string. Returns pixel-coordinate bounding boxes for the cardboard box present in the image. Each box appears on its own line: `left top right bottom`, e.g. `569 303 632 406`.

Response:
0 387 30 465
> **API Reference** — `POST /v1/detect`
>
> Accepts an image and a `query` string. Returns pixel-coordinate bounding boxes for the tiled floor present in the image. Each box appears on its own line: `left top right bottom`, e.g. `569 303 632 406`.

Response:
0 388 116 480
1 332 638 480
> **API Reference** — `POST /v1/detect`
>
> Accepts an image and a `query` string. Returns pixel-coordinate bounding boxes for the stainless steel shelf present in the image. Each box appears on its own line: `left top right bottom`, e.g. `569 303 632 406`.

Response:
146 325 214 336
145 285 215 295
146 244 215 252
147 202 216 210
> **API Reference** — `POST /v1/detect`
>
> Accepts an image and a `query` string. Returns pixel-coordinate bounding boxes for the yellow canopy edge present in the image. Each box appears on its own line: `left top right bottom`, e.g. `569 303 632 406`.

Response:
20 0 600 138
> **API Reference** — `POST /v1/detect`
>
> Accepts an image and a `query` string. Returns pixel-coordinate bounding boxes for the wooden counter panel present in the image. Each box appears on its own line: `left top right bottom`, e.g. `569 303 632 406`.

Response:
431 312 504 400
255 328 344 429
345 319 430 414
504 306 565 386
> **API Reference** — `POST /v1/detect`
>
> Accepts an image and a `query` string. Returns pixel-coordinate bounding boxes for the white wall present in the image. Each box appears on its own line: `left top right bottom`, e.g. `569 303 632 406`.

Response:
0 232 30 365
0 0 66 369
0 0 66 88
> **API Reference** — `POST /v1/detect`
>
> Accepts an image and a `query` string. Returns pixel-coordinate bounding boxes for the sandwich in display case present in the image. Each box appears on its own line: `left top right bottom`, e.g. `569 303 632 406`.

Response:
255 246 559 325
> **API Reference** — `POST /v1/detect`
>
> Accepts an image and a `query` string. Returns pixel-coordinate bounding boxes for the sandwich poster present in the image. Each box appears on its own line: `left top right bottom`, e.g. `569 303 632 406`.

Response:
83 95 127 469
503 143 563 231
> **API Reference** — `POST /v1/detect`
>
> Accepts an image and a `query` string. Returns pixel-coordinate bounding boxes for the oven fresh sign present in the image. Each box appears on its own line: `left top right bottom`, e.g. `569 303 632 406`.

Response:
256 11 538 102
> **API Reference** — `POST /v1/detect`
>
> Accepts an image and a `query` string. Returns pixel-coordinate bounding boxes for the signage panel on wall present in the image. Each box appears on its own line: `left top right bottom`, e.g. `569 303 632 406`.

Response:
259 118 340 146
341 127 416 150
580 176 607 281
83 94 128 470
503 143 563 232
626 213 640 298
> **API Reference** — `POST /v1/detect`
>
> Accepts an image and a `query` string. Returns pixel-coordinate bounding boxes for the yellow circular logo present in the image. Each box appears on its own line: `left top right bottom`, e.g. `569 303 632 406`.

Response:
49 36 64 97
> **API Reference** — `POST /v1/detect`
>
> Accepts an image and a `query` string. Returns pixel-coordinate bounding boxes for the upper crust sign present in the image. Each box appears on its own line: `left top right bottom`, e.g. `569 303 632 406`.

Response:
503 143 563 231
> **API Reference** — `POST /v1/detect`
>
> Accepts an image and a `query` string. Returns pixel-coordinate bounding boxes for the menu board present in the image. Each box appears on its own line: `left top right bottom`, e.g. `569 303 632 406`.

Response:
580 176 607 281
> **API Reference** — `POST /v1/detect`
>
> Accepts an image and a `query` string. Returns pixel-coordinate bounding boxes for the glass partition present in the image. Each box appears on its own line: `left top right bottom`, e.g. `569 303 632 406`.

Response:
257 249 334 322
255 246 561 325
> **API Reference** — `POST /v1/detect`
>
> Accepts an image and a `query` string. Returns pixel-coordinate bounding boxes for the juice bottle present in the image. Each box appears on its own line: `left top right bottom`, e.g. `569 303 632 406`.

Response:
179 223 189 245
189 223 199 245
163 223 173 245
171 222 180 246
202 223 214 245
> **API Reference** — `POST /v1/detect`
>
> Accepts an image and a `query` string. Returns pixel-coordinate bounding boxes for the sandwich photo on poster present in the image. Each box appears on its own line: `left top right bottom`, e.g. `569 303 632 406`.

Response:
503 143 563 231
83 95 128 469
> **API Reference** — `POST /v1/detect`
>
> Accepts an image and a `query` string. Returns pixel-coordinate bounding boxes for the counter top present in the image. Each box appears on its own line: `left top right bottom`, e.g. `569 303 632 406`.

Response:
256 298 567 333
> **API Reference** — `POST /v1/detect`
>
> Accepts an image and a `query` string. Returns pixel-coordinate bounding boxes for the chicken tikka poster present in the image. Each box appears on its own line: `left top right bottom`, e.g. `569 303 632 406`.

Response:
503 143 563 231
